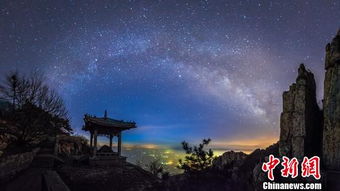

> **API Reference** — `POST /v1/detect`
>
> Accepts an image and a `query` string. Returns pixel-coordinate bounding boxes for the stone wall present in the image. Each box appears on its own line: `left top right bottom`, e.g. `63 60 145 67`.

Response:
279 64 322 159
323 30 340 170
0 148 39 183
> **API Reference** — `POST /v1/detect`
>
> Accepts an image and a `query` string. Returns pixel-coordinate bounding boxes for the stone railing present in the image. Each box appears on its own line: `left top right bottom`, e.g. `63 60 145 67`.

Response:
0 148 40 183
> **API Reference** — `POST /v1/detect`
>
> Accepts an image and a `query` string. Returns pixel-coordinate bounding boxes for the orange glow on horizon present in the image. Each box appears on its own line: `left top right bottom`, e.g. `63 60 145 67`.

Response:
95 136 278 155
211 136 279 154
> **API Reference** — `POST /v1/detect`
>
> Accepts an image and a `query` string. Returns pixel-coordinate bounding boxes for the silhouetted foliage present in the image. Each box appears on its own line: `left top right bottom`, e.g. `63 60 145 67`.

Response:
177 138 215 173
147 158 166 178
0 71 71 145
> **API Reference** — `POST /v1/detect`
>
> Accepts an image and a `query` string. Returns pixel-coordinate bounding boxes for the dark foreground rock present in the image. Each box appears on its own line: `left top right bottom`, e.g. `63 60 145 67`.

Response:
57 162 161 191
159 143 279 191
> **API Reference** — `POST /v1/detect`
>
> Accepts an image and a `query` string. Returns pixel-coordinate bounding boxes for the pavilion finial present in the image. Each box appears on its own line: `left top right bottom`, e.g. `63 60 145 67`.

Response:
104 110 107 119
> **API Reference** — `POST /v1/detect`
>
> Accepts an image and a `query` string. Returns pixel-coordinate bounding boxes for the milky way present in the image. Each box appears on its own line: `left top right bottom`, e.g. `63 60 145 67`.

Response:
1 0 339 150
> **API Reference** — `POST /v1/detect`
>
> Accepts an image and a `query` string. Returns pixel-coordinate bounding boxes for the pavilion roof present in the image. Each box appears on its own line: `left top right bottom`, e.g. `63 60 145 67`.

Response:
83 114 136 132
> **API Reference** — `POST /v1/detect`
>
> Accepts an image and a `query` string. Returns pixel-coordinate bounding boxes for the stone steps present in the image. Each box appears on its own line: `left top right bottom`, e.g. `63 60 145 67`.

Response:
31 154 64 169
31 155 55 168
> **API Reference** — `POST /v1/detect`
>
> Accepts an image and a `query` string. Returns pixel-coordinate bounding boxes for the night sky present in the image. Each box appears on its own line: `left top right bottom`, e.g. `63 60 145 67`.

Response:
1 0 340 152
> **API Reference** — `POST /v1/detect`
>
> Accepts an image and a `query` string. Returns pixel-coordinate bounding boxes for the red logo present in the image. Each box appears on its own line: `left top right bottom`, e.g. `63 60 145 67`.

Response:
281 156 299 178
262 155 280 181
262 155 321 181
301 156 321 180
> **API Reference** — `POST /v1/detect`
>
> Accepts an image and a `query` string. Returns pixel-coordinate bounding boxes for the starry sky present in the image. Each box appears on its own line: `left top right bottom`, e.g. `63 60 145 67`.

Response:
1 0 340 152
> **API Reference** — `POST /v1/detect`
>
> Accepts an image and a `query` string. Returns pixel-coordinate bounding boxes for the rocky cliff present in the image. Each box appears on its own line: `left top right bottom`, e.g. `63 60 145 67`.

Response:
58 162 161 191
323 30 340 170
279 64 323 159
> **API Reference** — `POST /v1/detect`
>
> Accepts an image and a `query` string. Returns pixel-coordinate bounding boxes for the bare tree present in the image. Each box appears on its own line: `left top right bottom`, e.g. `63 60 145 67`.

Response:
0 72 68 118
0 71 20 110
0 71 72 145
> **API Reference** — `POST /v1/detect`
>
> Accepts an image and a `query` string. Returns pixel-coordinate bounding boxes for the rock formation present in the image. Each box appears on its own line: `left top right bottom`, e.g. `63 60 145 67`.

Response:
323 30 340 170
56 135 89 156
212 151 247 169
279 64 323 159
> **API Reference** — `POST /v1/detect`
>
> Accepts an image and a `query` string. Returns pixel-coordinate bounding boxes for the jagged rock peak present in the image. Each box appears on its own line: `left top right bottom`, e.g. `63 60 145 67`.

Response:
279 64 322 159
297 63 314 80
298 63 306 74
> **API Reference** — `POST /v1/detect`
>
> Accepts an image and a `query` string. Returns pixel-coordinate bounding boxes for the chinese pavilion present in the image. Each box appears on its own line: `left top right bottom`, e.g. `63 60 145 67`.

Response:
82 111 136 159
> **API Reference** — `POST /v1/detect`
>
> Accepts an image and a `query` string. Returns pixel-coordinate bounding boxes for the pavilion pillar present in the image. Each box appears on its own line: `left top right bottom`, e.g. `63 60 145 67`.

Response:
90 132 93 149
93 129 98 157
109 134 113 150
118 132 122 156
